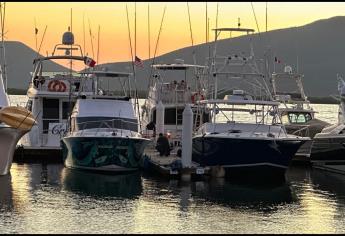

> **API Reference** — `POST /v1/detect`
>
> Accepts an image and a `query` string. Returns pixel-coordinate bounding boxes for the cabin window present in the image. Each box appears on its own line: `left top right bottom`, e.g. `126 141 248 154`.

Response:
26 99 33 112
42 98 59 133
152 108 209 126
75 117 138 132
62 101 75 119
288 112 312 124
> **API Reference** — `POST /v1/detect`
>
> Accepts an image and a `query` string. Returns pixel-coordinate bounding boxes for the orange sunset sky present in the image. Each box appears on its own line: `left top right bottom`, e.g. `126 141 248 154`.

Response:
4 2 345 65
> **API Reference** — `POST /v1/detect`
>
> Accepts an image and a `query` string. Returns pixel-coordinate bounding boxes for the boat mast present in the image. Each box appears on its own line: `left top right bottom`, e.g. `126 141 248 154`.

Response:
211 2 219 123
67 8 73 133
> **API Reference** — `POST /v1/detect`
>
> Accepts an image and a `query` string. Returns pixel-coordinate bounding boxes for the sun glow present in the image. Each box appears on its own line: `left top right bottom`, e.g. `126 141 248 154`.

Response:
4 2 345 66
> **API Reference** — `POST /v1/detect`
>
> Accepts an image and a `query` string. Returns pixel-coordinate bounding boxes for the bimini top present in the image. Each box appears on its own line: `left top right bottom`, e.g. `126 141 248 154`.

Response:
79 71 133 78
152 64 207 70
33 55 86 64
71 99 135 119
279 108 317 115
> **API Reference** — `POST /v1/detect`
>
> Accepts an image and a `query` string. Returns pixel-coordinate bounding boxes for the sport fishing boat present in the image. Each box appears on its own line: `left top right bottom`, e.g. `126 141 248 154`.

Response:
15 29 98 160
141 59 210 150
61 71 150 173
192 27 309 181
310 76 345 170
271 68 330 159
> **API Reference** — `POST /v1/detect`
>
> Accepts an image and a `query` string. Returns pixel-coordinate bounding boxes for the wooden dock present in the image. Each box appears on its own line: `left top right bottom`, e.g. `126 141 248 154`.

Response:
142 144 210 180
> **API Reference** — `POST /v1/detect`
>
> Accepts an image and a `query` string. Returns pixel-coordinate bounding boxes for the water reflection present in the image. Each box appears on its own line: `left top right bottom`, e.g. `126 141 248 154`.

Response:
2 163 345 233
0 174 13 210
310 168 345 201
191 177 296 212
61 168 142 199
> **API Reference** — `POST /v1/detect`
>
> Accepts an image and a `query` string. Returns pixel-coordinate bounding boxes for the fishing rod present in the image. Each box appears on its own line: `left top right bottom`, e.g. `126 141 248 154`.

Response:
0 2 7 93
88 17 95 59
97 25 100 64
146 5 167 93
125 3 142 132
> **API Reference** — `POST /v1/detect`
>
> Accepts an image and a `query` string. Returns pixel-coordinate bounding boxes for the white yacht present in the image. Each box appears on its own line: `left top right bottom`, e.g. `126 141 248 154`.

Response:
61 71 150 173
0 7 34 174
141 60 210 149
192 27 309 181
15 29 98 160
271 68 330 158
0 69 34 175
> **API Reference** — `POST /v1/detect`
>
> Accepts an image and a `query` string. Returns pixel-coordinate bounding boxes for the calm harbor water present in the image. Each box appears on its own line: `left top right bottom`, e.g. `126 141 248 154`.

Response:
0 95 343 233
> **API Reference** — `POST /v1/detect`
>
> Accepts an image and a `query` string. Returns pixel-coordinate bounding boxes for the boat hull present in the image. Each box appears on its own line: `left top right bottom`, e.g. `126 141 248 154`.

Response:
192 136 304 180
310 136 345 164
61 136 150 173
0 126 28 175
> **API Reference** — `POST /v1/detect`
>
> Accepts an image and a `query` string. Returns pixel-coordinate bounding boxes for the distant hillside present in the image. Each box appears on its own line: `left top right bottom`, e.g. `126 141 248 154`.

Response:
98 15 345 97
4 41 68 91
5 15 345 97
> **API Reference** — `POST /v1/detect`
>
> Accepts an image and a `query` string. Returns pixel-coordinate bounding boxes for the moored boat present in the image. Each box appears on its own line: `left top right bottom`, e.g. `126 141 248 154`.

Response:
15 29 99 160
192 26 309 181
310 76 345 169
271 69 330 159
61 71 150 173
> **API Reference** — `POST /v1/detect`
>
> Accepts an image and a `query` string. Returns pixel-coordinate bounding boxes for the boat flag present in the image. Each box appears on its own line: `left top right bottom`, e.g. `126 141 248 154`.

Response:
274 56 281 64
84 56 96 67
35 28 38 35
134 56 144 68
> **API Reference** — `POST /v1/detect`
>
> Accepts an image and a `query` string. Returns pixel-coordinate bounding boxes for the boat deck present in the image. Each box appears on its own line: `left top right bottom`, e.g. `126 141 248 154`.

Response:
143 144 209 179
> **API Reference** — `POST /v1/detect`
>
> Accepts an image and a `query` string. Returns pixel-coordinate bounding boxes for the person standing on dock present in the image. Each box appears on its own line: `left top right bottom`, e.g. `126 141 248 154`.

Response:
156 133 170 157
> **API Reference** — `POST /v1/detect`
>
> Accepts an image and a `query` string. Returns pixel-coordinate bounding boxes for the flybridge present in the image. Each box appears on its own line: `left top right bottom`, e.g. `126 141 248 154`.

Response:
79 71 133 78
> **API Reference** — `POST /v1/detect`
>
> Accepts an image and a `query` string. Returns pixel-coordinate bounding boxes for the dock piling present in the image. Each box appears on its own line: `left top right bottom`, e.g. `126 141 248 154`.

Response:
181 104 193 181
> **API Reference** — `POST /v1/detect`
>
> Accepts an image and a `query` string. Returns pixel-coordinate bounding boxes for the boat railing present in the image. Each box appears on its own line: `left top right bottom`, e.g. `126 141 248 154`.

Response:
150 82 206 104
76 118 139 138
291 125 310 137
30 75 94 93
202 122 287 138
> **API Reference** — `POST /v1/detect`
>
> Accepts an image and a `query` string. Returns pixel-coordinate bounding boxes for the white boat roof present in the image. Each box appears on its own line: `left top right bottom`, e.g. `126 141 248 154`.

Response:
272 72 302 79
72 99 135 119
279 108 316 114
79 71 132 78
152 64 207 70
199 99 280 106
33 55 86 64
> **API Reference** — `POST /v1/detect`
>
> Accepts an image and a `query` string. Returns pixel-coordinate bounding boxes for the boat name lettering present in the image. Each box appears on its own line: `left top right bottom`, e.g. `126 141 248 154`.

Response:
51 124 67 136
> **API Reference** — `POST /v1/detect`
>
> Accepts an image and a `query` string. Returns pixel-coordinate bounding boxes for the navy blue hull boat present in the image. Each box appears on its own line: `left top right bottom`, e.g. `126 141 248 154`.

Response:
193 134 305 180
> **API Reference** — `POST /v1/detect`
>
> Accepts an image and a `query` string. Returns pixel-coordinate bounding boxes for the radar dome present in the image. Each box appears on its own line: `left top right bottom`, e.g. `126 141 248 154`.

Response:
175 59 184 64
62 30 74 45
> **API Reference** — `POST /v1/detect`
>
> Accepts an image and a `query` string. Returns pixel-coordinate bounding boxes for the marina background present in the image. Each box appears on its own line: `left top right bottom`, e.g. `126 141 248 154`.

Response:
0 95 342 234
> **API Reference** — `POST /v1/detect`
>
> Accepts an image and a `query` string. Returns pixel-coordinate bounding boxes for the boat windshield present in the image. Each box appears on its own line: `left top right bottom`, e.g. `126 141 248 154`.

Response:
71 116 138 133
284 112 313 124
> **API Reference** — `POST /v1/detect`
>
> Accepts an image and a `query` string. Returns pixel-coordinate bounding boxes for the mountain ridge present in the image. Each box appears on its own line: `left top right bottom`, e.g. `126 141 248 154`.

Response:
5 15 345 97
